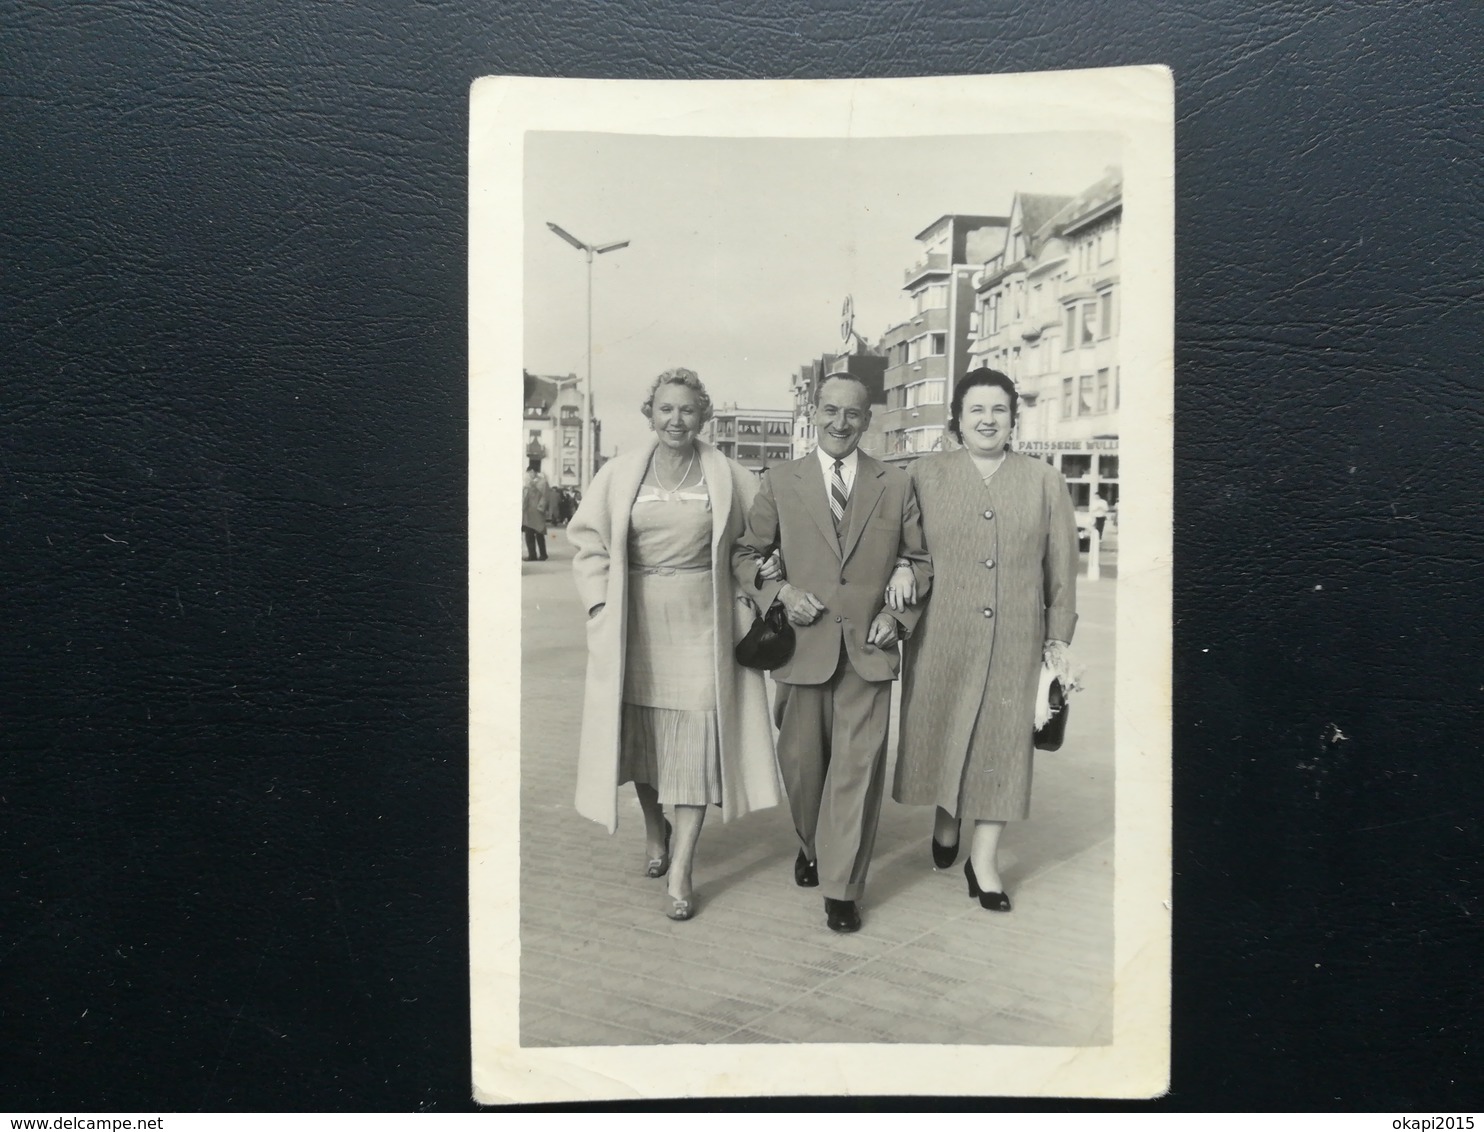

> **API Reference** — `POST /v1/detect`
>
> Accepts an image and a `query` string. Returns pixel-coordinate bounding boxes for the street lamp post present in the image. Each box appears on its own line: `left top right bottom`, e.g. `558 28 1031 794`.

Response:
546 222 629 491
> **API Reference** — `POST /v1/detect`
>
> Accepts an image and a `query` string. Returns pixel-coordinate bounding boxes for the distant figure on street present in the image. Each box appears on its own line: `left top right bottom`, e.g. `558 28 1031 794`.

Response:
893 368 1079 913
522 464 551 561
1091 492 1110 540
732 375 930 934
567 368 779 921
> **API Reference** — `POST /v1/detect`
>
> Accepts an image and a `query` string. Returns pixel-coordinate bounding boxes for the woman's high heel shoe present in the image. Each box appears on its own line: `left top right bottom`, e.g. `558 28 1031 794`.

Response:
931 836 959 869
645 818 673 879
964 859 1012 912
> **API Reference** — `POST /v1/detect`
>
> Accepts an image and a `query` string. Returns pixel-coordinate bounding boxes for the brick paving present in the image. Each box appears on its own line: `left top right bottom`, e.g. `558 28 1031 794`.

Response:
518 525 1115 1047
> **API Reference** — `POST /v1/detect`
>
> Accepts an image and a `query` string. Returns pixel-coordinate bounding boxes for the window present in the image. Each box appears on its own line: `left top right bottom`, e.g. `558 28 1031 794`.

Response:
1061 377 1074 419
930 332 946 355
988 294 1001 334
1062 455 1092 479
1032 283 1042 318
1096 368 1110 413
1099 455 1119 480
913 283 947 313
1063 307 1075 351
1080 303 1097 347
905 379 946 408
1078 375 1093 416
560 405 580 420
1099 290 1114 338
1101 224 1118 263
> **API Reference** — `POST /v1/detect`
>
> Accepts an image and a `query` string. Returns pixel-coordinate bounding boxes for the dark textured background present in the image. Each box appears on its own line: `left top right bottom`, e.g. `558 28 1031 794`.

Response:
2 0 1480 1113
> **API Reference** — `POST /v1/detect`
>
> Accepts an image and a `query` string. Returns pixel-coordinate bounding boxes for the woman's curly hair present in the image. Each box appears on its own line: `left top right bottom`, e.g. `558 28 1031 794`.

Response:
641 367 714 424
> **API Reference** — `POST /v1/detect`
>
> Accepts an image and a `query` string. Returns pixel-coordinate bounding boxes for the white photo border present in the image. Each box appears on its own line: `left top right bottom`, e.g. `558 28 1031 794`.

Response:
470 68 1173 1103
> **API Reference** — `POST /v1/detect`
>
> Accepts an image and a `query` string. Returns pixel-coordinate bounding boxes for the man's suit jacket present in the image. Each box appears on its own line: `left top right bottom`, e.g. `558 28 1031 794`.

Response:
732 450 931 686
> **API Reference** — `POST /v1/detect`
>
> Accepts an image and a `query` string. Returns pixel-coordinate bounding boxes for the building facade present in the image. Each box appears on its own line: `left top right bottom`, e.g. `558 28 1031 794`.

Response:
968 170 1122 518
878 214 1008 465
522 370 599 488
703 405 795 476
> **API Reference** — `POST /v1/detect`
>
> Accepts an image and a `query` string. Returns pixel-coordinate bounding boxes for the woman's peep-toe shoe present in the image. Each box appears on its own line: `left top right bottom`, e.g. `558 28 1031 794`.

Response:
665 891 696 921
931 835 959 869
964 859 1012 913
645 819 673 879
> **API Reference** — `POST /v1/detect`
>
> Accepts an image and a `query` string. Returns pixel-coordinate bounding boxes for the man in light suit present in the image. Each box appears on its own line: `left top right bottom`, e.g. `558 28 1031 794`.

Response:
733 375 930 933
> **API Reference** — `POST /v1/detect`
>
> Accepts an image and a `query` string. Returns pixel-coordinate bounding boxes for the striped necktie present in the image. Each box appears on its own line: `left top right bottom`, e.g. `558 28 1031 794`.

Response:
830 459 848 535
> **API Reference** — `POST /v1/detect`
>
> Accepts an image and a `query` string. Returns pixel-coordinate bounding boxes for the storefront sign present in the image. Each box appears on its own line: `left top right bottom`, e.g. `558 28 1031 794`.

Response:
1019 437 1119 453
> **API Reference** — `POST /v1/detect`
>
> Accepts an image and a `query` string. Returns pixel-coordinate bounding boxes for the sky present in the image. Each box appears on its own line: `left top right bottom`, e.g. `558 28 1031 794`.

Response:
523 130 1122 458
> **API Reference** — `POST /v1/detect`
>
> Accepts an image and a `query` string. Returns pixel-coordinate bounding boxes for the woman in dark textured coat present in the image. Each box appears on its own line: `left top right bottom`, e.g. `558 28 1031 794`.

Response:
890 368 1079 912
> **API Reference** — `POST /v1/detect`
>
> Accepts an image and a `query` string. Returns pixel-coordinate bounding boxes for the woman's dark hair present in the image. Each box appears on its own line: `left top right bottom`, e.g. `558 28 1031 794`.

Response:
948 367 1018 443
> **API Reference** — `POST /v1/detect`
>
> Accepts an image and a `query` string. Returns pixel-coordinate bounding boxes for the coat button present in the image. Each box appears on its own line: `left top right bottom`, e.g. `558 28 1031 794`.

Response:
983 509 994 520
983 608 994 618
840 576 847 585
834 615 842 623
984 558 995 569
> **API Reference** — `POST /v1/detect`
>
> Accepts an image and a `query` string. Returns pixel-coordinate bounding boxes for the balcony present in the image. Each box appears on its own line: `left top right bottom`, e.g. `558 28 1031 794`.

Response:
903 253 950 289
1021 314 1062 342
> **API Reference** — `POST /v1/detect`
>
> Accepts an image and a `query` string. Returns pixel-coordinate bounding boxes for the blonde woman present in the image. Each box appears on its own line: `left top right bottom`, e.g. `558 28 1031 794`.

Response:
567 368 780 920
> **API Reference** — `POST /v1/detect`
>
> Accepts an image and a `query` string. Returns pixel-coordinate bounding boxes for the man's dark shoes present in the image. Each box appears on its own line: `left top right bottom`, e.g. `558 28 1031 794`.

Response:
793 849 819 888
824 897 861 933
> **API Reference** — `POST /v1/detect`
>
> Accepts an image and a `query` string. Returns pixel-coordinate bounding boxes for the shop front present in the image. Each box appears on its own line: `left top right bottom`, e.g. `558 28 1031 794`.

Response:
1017 436 1119 539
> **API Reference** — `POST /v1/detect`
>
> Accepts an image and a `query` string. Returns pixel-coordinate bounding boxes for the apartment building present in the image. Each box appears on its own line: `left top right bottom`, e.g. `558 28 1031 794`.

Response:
878 214 1008 464
969 170 1123 517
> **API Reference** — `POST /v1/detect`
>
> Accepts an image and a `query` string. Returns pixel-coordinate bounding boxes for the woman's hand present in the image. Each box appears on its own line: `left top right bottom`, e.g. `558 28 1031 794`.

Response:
588 602 606 619
865 611 900 649
1042 639 1072 683
757 550 784 582
884 564 916 612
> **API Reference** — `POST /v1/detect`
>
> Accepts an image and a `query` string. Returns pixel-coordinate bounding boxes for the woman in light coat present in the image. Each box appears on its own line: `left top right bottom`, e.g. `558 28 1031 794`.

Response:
891 368 1079 912
567 368 780 920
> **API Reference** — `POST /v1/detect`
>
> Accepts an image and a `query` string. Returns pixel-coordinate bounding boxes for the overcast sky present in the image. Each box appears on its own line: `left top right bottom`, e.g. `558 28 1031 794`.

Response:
524 130 1121 458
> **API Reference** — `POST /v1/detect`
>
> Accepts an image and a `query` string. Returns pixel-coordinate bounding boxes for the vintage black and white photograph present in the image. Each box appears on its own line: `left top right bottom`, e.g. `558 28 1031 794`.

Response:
471 70 1173 1103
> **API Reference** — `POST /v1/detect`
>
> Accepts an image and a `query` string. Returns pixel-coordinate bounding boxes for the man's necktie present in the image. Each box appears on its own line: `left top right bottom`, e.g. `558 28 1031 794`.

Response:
830 459 848 536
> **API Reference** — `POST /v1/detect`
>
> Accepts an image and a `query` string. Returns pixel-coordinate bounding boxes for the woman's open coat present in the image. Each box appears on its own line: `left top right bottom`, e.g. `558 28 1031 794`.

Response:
566 439 781 833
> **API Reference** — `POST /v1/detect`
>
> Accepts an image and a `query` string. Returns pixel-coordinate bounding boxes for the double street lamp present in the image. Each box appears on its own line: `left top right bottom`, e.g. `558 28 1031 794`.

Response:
546 221 630 491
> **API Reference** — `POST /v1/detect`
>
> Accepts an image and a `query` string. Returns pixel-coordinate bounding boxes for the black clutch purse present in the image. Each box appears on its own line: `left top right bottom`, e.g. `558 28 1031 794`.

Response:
1033 677 1071 752
735 601 796 671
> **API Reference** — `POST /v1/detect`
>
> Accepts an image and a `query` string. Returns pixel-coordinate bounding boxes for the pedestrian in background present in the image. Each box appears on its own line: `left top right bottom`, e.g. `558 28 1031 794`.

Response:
1091 491 1110 540
892 368 1079 913
567 367 779 921
522 464 551 561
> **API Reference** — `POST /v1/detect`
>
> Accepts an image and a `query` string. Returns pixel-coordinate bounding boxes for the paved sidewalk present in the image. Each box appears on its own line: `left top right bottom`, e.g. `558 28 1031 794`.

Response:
518 527 1115 1047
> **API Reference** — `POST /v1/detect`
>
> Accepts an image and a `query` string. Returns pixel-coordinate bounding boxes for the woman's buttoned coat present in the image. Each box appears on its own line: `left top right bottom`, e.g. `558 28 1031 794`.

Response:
893 449 1079 821
567 440 782 833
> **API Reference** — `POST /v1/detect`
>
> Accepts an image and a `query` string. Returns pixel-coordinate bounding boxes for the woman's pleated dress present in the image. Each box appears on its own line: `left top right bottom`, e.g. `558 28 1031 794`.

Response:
616 469 723 806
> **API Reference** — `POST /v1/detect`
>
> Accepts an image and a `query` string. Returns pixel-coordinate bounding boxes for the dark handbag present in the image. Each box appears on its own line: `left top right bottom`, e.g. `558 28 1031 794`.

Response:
1034 677 1071 752
735 600 796 671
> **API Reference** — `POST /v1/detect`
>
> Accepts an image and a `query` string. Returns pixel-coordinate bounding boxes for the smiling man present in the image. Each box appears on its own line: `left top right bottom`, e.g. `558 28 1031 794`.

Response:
733 375 931 933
